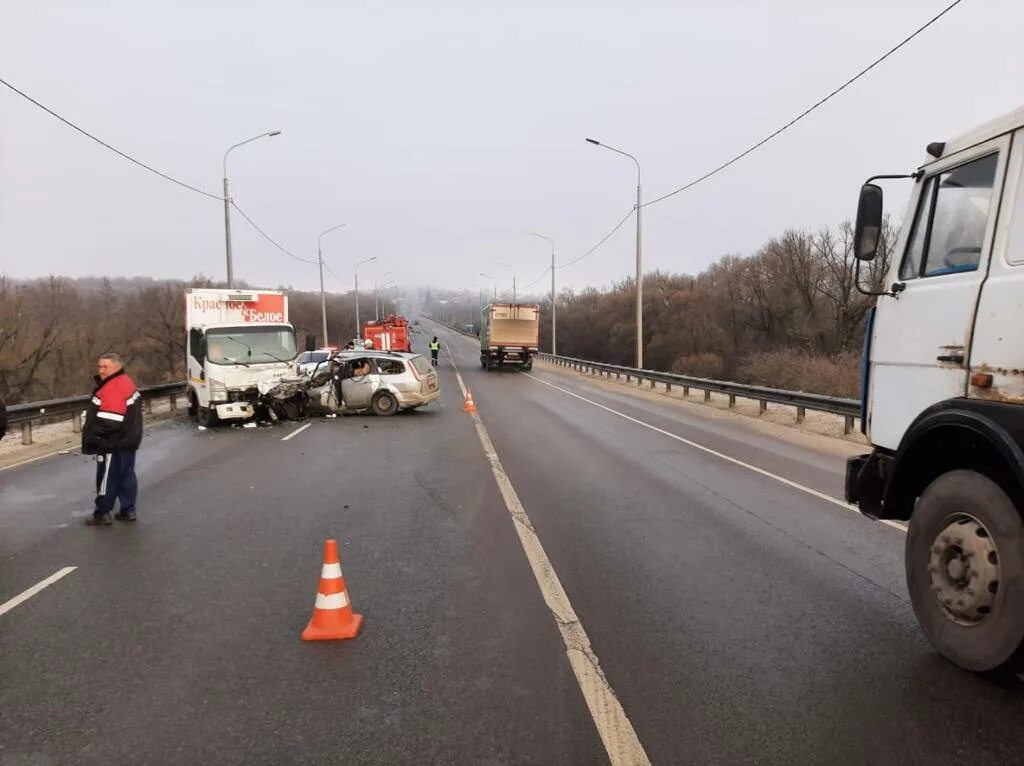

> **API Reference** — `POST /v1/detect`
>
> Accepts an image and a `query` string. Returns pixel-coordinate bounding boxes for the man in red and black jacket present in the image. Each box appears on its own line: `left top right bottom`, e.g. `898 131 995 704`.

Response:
81 352 143 526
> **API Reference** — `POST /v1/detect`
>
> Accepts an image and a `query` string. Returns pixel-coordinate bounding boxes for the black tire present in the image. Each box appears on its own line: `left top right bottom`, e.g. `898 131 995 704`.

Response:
906 469 1024 672
480 359 487 369
371 390 399 417
196 407 218 428
521 362 533 372
188 391 199 418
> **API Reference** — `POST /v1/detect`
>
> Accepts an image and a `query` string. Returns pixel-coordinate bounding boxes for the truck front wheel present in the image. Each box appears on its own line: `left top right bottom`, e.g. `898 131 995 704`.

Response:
906 469 1024 672
196 407 219 428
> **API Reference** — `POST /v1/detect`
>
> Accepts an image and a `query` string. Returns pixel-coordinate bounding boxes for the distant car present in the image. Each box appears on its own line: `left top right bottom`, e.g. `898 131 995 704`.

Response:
296 349 334 378
306 350 440 416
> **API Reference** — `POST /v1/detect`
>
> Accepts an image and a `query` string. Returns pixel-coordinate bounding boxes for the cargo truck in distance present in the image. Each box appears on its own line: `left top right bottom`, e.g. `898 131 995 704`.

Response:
185 289 300 427
479 303 540 371
847 104 1024 673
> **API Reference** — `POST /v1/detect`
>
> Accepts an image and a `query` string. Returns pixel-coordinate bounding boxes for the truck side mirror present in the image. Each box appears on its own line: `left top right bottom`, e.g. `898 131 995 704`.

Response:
305 334 316 352
854 183 883 262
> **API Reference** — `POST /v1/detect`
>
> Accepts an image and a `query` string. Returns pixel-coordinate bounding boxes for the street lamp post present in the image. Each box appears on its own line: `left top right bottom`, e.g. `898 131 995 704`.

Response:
374 270 393 321
354 256 377 339
493 261 517 302
317 223 346 345
222 130 282 288
528 232 556 356
479 273 497 301
587 137 643 368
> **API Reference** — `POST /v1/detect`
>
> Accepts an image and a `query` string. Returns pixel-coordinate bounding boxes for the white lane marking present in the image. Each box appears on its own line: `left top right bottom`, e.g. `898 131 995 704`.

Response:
281 423 312 442
524 372 909 534
447 349 651 766
0 449 75 473
0 567 77 618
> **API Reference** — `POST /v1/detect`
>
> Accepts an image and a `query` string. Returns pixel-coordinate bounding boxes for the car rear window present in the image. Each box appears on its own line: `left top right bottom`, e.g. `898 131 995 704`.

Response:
376 359 406 375
410 355 432 375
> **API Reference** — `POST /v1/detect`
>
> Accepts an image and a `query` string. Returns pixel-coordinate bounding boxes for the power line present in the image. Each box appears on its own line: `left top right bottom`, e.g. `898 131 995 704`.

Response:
559 208 636 268
230 200 317 265
643 0 967 208
0 75 223 201
323 259 348 284
522 266 551 290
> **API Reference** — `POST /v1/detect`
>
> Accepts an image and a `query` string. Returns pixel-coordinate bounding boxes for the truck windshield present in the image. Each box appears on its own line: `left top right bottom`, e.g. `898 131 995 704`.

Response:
206 325 297 365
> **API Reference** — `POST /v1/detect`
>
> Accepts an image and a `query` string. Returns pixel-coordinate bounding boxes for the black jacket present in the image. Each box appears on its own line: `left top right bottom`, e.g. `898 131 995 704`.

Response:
82 370 143 454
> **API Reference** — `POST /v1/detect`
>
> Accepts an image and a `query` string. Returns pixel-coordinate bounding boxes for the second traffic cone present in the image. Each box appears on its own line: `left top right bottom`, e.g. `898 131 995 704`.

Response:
463 388 477 413
302 539 363 641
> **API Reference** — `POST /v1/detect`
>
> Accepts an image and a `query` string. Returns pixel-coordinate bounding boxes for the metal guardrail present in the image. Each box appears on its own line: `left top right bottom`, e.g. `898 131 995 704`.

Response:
8 382 188 446
536 353 861 434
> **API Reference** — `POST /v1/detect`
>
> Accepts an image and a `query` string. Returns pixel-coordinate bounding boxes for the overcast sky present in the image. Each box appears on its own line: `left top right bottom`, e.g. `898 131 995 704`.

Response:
2 0 1022 299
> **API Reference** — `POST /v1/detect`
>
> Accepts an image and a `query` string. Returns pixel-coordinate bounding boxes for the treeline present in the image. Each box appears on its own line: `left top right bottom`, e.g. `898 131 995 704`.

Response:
525 218 896 398
0 276 365 404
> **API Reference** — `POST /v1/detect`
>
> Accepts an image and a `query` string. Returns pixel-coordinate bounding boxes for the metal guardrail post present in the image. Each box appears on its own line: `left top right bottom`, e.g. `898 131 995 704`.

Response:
649 379 655 389
796 406 806 424
665 382 672 392
145 399 153 415
72 411 82 433
704 389 711 402
22 422 32 445
169 394 178 411
759 400 767 415
682 385 689 396
844 415 854 435
728 394 736 408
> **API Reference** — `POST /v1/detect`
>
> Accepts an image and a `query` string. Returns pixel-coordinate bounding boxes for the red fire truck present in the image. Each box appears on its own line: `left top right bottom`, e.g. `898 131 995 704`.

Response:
363 315 412 352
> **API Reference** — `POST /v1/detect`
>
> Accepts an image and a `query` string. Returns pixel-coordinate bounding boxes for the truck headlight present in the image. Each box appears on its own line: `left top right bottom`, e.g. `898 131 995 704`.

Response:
209 379 228 402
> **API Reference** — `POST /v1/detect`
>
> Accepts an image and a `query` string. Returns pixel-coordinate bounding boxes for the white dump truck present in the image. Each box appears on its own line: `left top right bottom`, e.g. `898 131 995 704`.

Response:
185 288 300 426
846 104 1024 672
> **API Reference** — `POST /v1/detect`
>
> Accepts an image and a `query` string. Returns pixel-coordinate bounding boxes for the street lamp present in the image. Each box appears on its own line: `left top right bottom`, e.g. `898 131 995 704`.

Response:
317 223 346 345
493 261 517 302
374 270 393 321
587 137 643 368
222 130 282 288
354 256 377 338
381 280 397 317
479 273 497 300
528 232 556 356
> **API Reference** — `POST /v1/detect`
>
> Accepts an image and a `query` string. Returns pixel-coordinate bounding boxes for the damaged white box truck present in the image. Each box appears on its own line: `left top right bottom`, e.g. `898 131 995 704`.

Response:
185 289 301 426
847 105 1024 672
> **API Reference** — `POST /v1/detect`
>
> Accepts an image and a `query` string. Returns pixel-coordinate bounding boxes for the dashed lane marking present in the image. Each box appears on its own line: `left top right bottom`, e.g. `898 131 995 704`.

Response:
0 567 78 618
522 372 908 533
446 348 651 766
281 423 312 442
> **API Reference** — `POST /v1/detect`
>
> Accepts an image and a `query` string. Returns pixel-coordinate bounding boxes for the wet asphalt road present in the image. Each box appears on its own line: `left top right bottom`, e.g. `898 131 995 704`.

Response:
2 321 1023 765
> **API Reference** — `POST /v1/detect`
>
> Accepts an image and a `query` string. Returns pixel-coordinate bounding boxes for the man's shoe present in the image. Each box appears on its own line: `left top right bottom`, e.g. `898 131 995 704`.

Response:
85 514 113 526
114 511 137 522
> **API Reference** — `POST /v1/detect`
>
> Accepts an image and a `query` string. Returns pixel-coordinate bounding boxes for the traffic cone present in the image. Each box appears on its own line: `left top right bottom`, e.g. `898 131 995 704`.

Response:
302 539 363 641
463 388 477 413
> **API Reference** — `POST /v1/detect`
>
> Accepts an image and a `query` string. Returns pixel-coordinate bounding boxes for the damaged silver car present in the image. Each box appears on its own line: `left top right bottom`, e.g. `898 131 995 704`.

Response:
306 351 440 416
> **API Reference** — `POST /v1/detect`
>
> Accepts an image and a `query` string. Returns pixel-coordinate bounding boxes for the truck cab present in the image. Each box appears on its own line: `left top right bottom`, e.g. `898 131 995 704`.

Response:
185 290 299 426
847 105 1024 672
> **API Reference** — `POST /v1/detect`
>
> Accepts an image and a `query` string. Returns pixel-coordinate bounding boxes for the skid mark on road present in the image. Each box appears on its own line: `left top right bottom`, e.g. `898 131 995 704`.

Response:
0 567 77 618
523 372 908 533
446 348 651 766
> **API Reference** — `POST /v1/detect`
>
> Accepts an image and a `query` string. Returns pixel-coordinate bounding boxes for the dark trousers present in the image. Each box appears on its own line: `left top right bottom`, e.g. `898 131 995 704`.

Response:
431 350 439 366
94 450 138 516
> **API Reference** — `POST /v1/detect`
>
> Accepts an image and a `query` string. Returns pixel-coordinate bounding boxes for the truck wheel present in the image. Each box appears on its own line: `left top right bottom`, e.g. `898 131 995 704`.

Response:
197 407 218 428
188 392 199 418
481 359 487 369
371 390 398 416
906 469 1024 672
522 362 533 372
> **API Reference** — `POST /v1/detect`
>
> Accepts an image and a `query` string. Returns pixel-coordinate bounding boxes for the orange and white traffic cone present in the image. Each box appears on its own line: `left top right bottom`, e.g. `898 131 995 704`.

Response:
302 539 363 641
463 388 477 413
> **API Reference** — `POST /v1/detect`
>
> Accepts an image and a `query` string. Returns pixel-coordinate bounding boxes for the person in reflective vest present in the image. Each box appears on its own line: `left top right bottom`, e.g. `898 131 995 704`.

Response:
429 337 440 367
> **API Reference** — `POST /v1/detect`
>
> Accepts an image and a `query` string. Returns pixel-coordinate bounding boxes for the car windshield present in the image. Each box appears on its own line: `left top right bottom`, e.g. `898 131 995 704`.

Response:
297 351 330 365
207 325 297 365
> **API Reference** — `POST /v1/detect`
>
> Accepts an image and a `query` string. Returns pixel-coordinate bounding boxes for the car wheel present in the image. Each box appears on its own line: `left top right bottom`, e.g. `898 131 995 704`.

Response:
197 407 218 428
371 390 399 416
906 469 1024 672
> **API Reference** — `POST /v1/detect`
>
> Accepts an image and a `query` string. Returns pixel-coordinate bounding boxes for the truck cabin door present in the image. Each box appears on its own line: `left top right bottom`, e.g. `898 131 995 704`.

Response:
187 328 208 406
868 138 1008 451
